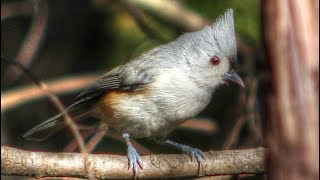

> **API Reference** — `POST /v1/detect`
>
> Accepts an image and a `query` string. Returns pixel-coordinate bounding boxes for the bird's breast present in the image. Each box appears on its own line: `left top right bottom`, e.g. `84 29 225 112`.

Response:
93 69 212 138
149 69 213 121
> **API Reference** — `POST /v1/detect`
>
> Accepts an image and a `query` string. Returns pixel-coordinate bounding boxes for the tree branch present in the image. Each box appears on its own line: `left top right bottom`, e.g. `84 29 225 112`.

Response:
1 57 95 179
1 146 265 179
129 0 209 31
262 0 319 179
1 0 33 20
2 0 49 84
1 73 99 112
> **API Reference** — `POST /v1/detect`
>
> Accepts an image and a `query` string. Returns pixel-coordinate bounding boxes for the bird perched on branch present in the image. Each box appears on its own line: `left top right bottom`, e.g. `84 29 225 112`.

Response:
24 9 244 177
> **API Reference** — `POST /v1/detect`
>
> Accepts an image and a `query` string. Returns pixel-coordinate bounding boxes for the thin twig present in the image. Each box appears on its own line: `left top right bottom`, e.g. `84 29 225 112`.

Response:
1 0 33 20
222 116 246 150
223 77 262 149
179 118 217 135
63 122 152 155
120 0 166 43
246 77 262 141
2 0 48 84
1 73 99 112
85 123 108 153
1 57 94 179
129 0 209 31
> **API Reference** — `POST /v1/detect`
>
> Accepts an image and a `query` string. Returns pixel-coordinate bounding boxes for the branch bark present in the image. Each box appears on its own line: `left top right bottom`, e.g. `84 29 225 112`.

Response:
129 0 209 31
1 146 265 179
2 0 49 84
1 0 33 20
1 73 99 112
262 0 319 179
1 58 95 179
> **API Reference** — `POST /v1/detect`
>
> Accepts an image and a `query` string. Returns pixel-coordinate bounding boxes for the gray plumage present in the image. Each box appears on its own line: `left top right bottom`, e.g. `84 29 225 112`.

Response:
24 9 243 176
24 9 239 141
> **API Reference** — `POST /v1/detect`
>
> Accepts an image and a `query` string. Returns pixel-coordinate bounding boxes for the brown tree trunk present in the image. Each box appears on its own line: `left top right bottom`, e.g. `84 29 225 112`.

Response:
262 0 319 179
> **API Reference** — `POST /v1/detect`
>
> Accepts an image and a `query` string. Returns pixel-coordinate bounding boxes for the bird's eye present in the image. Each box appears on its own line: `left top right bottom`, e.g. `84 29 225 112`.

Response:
210 56 221 66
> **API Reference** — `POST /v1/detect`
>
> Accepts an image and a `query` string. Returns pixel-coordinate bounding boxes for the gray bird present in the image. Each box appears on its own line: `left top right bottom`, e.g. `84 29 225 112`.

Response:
24 9 244 177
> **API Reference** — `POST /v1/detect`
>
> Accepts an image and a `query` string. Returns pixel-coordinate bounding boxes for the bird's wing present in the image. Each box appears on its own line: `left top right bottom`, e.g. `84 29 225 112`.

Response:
23 67 155 141
73 73 122 104
23 44 170 141
73 67 154 107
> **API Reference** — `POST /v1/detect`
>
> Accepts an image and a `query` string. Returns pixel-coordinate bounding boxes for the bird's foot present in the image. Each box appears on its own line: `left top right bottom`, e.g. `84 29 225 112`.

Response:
181 145 206 163
127 143 143 176
123 134 143 179
166 140 205 163
163 140 206 175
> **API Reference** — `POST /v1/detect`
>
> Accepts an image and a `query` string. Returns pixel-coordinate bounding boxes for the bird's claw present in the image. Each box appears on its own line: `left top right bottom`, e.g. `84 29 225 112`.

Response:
180 145 206 176
189 147 206 163
127 144 143 178
181 145 206 164
163 140 206 164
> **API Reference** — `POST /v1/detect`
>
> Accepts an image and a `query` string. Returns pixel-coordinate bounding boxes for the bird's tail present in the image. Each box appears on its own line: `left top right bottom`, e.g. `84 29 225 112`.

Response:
23 101 93 141
23 113 66 141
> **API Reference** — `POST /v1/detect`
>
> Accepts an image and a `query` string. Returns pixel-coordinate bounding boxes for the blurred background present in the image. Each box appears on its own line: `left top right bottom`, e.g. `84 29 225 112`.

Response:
2 0 268 179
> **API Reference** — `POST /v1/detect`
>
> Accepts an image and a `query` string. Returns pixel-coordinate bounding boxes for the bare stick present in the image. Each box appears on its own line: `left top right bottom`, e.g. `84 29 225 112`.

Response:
2 0 49 84
1 0 33 20
223 116 246 149
1 73 99 112
85 123 108 153
1 57 94 179
1 146 265 179
129 0 209 31
121 0 165 43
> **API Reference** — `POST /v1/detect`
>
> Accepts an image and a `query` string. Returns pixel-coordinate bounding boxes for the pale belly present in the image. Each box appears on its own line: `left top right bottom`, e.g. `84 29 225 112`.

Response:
95 70 213 138
96 93 210 138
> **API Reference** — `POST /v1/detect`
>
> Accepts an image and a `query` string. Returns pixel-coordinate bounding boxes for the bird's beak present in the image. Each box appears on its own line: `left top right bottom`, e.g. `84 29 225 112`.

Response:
223 70 245 88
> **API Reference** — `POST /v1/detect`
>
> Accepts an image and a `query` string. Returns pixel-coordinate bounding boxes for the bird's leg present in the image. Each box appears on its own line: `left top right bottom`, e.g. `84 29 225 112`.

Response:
163 140 206 163
122 133 143 178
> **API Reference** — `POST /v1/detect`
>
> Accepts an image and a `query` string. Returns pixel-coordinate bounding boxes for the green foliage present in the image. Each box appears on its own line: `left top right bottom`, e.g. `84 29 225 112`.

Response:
184 0 261 42
98 0 261 70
